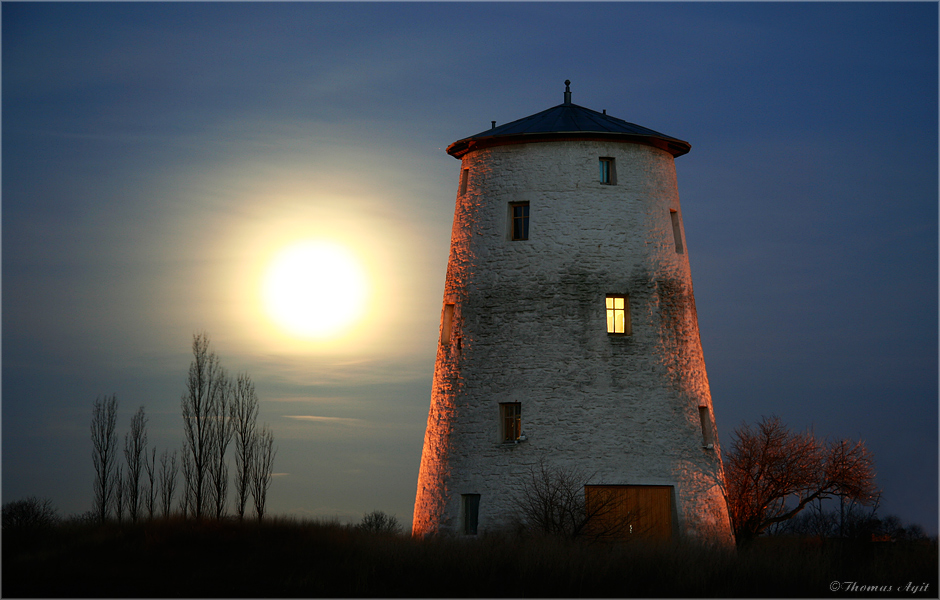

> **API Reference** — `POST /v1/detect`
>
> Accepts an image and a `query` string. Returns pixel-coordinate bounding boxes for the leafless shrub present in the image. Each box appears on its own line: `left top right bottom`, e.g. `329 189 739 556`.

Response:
2 497 59 530
358 510 403 535
515 459 635 541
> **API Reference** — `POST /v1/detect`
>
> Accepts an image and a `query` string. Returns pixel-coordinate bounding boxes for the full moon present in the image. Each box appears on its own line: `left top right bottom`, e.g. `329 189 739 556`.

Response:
263 240 368 339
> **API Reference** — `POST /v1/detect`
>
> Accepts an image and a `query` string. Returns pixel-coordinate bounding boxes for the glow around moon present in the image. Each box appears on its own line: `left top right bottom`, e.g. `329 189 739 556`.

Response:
262 240 368 339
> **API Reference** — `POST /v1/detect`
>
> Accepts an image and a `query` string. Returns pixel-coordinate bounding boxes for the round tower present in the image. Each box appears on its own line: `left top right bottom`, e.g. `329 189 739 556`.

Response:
414 82 734 545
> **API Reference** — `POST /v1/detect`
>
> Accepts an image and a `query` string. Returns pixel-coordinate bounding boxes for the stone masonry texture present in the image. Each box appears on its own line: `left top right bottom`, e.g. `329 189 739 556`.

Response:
413 138 734 545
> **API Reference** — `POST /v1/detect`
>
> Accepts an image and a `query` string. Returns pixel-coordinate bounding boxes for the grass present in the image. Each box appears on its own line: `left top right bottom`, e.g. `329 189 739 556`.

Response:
3 517 937 597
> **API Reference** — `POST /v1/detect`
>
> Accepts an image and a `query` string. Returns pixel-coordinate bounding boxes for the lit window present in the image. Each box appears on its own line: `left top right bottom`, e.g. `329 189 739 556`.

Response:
500 402 521 442
599 158 615 185
606 295 631 335
510 202 529 241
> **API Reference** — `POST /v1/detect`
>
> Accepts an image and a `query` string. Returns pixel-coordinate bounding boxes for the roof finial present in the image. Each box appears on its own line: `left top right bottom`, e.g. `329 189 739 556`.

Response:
564 79 572 105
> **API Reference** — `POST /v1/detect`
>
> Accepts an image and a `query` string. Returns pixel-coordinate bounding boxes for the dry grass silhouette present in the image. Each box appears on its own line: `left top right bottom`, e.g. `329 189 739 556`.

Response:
3 515 936 597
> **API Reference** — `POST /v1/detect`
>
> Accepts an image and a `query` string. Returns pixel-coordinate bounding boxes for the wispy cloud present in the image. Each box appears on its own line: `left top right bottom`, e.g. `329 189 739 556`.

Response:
268 396 353 404
284 415 365 426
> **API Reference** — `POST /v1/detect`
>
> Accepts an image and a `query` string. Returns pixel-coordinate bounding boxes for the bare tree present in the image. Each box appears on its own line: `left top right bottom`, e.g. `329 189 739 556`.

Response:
231 373 258 521
144 446 157 520
123 406 148 523
724 415 879 544
515 459 634 540
158 449 179 519
251 424 276 522
179 450 195 518
91 394 119 523
114 466 125 524
208 379 234 520
181 333 228 520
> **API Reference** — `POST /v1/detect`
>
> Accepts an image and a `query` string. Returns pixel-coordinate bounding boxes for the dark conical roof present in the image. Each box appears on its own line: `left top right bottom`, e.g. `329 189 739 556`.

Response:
446 82 691 159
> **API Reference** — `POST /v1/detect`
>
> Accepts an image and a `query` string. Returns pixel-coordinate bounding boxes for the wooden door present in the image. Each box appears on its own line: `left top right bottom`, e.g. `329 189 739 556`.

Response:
584 485 673 541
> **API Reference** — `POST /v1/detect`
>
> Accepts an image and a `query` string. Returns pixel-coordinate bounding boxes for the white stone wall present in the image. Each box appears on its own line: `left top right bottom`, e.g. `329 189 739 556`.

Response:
413 140 733 545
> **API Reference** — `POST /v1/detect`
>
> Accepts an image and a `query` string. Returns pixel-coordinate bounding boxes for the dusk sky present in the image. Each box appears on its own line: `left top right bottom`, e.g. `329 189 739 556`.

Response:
3 2 937 535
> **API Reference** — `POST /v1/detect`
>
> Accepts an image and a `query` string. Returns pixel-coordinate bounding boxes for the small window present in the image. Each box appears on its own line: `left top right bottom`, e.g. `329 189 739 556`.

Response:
699 406 714 447
441 304 455 345
606 295 632 335
459 168 470 195
461 494 480 535
670 210 684 254
510 202 529 241
499 402 521 442
599 158 616 185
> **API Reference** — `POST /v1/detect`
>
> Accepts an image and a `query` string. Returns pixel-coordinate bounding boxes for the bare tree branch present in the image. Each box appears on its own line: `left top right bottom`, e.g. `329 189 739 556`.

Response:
251 425 276 523
231 373 258 521
159 448 178 519
208 378 234 520
179 449 195 518
181 332 227 520
515 458 637 541
357 510 403 535
724 415 879 544
144 446 157 520
123 406 148 523
114 465 125 524
91 394 118 524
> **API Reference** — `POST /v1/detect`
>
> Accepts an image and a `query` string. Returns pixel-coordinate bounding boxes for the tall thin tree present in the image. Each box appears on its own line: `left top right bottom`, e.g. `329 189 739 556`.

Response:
179 450 195 518
251 425 276 522
181 333 227 520
159 448 179 519
123 406 148 522
91 394 119 523
231 373 259 520
114 466 125 524
144 446 157 519
208 378 234 519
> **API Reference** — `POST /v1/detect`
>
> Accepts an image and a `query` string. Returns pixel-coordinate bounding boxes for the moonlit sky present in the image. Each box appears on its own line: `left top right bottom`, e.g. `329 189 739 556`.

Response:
3 2 937 534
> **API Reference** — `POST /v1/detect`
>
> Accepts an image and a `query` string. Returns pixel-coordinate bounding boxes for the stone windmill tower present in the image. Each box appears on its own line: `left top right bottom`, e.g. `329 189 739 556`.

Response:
413 82 734 544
